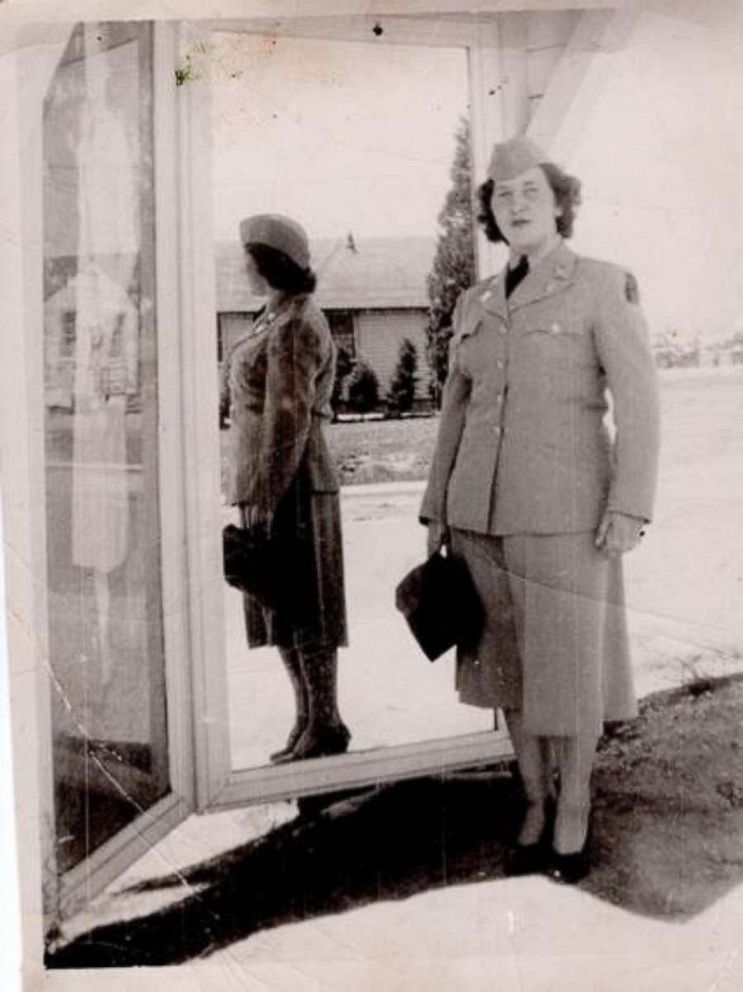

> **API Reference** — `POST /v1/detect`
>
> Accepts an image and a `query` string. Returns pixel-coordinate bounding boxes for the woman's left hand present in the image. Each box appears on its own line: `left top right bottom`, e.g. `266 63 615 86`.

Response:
239 504 273 537
595 510 646 556
426 521 449 557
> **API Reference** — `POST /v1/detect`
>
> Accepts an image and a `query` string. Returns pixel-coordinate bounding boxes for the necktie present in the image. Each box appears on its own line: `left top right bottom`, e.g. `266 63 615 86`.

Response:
505 255 529 298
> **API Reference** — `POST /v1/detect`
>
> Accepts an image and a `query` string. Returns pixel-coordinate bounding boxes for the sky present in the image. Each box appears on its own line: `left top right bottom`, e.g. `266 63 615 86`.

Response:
210 32 468 243
210 15 743 341
557 10 743 342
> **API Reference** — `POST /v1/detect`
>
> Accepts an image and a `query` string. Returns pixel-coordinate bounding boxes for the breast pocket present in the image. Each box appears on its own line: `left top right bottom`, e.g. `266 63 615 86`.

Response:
526 320 582 339
522 321 594 373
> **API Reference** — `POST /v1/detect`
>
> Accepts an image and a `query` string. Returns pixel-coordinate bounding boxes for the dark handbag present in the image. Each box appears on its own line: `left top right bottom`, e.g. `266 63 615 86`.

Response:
395 550 483 662
223 523 290 613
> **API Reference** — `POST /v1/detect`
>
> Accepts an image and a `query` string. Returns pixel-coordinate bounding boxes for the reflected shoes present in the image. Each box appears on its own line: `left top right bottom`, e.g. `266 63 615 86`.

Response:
269 722 306 764
272 722 351 764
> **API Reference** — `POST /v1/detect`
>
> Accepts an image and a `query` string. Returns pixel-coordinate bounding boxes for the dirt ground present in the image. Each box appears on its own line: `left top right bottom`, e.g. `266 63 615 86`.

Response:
590 672 743 918
47 672 743 969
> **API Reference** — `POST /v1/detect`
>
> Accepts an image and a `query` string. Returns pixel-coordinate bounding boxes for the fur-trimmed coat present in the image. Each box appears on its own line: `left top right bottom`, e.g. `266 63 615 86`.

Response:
222 293 347 649
223 293 339 513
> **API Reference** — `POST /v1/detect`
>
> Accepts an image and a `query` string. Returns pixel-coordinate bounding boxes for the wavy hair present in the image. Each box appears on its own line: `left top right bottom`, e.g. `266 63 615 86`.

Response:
476 163 582 244
247 243 317 295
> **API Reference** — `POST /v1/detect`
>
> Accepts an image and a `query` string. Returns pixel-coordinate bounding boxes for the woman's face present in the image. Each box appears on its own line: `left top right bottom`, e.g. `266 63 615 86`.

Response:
491 165 561 256
244 248 270 297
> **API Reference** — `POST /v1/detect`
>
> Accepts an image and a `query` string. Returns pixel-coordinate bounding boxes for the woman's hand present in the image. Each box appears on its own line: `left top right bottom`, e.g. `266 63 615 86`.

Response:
427 521 450 557
250 516 273 542
595 510 646 556
239 504 273 537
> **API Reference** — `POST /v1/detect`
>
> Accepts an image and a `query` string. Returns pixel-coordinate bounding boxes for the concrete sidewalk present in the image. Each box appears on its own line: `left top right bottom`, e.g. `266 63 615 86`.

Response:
181 870 743 992
52 776 743 991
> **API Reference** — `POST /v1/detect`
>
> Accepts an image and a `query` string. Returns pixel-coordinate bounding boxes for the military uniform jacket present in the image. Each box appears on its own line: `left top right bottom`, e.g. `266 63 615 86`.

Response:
420 241 660 535
224 293 339 513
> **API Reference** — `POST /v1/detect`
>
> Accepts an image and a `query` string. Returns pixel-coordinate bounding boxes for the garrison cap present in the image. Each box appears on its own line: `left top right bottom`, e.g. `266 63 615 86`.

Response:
239 213 311 269
487 136 549 182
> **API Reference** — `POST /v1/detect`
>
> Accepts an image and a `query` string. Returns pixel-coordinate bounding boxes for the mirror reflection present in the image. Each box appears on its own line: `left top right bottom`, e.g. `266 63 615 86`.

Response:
213 33 496 768
213 24 743 778
43 23 169 872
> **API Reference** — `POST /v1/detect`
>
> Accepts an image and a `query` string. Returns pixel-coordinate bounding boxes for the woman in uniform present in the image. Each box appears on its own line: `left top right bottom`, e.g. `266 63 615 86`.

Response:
420 137 660 881
223 213 350 764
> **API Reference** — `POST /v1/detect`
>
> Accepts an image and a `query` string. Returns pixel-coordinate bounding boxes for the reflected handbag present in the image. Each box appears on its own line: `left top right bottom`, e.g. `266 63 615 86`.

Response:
223 522 289 613
394 550 483 662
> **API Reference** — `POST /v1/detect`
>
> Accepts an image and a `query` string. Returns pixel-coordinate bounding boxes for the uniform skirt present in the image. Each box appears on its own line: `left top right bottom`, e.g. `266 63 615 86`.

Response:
243 460 348 651
449 528 636 737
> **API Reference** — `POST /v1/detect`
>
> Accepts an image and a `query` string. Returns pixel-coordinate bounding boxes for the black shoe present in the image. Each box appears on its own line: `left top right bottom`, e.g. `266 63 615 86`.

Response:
287 722 351 762
547 826 592 885
270 746 294 764
504 794 556 877
269 722 306 764
504 841 548 877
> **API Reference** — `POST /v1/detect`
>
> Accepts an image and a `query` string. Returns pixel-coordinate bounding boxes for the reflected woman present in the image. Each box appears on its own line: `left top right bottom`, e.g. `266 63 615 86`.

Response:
420 138 660 881
223 214 350 763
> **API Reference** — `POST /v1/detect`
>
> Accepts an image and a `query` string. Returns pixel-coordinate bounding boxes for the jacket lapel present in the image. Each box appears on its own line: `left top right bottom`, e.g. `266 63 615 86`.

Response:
477 272 509 322
507 241 577 311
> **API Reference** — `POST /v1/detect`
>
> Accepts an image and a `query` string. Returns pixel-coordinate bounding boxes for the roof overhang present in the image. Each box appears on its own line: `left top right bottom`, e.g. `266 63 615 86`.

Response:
3 1 741 55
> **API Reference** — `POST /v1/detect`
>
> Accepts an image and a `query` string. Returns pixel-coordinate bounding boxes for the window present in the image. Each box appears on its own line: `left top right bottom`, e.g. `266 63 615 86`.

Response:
325 309 356 359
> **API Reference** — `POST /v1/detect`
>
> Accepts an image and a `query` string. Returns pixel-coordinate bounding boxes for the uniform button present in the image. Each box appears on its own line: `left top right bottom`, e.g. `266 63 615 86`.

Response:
496 393 503 403
496 360 504 370
493 425 501 436
500 326 508 335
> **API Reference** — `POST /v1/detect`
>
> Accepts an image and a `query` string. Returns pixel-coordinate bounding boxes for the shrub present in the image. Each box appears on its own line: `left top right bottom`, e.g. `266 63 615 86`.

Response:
386 338 418 416
331 345 354 419
347 360 379 414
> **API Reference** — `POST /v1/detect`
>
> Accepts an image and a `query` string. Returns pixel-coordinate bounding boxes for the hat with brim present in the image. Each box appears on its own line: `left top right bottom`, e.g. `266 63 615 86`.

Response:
487 136 549 182
239 213 310 269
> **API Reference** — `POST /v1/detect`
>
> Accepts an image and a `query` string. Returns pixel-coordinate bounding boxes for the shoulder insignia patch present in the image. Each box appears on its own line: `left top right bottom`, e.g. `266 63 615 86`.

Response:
624 271 640 304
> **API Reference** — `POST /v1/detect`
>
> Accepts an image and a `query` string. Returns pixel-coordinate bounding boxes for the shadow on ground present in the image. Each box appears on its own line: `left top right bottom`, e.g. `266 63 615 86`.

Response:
47 674 743 969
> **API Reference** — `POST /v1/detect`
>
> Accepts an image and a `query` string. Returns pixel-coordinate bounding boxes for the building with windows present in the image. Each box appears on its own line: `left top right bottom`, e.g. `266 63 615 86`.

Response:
216 234 438 405
2 4 742 972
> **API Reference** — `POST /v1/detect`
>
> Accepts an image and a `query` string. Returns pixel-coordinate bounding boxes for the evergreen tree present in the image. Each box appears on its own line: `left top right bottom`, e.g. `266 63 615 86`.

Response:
386 337 418 416
330 344 354 419
347 359 379 414
425 117 476 406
